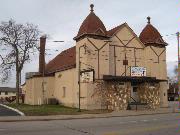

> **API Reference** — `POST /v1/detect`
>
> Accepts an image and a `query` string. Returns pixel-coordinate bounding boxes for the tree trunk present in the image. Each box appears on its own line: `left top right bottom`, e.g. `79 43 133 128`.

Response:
16 53 20 104
16 70 20 104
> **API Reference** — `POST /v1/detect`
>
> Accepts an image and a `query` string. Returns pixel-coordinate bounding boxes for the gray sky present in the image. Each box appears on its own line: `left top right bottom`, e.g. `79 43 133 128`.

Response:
0 0 179 86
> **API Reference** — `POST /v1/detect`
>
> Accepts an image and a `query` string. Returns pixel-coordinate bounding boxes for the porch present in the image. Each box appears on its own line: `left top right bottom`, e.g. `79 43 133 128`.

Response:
100 75 166 110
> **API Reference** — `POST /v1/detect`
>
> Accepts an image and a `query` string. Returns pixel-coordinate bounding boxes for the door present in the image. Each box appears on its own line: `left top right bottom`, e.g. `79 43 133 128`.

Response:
131 82 139 102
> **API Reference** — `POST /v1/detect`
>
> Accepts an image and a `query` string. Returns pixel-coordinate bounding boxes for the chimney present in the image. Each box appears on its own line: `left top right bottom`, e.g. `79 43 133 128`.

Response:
39 35 46 75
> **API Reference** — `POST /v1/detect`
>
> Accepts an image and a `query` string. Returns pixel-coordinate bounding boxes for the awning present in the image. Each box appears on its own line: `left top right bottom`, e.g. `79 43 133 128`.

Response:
103 75 166 83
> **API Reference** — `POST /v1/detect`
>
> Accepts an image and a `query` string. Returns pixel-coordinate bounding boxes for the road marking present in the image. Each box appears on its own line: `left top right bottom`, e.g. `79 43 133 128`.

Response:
64 125 93 135
0 129 6 131
153 118 158 121
141 119 148 122
130 121 137 123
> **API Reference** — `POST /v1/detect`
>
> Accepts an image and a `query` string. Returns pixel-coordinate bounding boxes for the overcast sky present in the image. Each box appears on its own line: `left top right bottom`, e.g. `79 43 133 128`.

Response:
0 0 179 86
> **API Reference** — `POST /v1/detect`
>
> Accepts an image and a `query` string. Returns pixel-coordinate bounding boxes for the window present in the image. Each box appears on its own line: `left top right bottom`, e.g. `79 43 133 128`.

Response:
5 92 8 95
62 87 66 98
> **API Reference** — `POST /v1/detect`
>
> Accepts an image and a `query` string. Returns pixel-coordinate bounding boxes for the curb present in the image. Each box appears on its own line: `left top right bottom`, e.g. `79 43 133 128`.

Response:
0 110 179 122
0 104 25 116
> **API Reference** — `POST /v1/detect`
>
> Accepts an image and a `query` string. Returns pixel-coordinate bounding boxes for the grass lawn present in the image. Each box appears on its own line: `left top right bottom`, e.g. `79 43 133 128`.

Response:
7 104 112 116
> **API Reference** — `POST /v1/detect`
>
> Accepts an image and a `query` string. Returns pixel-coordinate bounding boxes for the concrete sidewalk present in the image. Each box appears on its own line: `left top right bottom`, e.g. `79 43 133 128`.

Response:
0 106 179 122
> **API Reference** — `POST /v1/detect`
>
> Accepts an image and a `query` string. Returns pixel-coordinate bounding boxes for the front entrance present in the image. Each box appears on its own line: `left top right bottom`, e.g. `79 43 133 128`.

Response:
131 82 139 102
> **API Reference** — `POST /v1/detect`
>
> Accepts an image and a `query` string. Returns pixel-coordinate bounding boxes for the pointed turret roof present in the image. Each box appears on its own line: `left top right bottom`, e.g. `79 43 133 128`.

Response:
139 17 167 46
74 4 108 41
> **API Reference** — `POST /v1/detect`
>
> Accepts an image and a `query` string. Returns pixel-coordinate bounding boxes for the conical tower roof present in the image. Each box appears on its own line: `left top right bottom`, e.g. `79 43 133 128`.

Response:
139 17 167 46
74 4 108 41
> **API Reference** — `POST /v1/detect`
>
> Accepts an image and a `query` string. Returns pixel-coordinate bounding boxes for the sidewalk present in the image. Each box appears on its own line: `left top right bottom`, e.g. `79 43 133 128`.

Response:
0 105 179 122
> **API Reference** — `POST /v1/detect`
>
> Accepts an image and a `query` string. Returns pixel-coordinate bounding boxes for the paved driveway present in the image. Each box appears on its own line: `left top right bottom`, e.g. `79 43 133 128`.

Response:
0 104 20 116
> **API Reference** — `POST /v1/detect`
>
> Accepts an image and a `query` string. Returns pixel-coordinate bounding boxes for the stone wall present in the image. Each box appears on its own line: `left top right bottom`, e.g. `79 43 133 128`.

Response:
93 81 131 111
138 82 160 109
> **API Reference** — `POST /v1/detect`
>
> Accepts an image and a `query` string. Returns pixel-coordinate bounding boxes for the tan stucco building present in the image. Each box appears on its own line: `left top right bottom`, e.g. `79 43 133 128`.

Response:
23 4 168 110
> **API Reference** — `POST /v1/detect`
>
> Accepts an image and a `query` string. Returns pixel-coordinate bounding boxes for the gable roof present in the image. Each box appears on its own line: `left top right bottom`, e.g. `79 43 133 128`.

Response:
45 46 76 73
107 23 145 48
107 23 125 36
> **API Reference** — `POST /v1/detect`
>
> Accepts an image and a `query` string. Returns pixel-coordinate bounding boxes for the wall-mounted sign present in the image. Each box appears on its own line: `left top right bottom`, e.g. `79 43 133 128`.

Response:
80 69 94 83
123 60 128 65
131 67 146 77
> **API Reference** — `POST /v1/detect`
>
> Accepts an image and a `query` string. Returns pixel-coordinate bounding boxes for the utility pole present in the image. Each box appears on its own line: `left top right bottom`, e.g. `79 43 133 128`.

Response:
177 32 180 109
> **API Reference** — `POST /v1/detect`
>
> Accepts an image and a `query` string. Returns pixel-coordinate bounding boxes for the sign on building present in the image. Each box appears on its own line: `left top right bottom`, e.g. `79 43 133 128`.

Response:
80 69 94 83
131 67 146 77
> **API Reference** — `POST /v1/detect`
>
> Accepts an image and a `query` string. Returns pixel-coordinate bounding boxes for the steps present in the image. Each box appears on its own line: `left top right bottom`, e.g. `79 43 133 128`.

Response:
128 102 149 110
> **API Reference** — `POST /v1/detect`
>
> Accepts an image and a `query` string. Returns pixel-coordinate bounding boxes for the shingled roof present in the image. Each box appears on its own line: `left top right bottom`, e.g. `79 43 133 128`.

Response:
107 23 125 36
139 17 167 46
45 46 76 73
74 4 108 40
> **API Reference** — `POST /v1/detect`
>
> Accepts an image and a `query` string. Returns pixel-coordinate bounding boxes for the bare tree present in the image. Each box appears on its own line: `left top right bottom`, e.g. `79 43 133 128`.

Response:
0 19 40 104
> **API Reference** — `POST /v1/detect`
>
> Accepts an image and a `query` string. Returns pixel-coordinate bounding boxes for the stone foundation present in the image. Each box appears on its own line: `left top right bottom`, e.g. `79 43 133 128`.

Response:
138 82 160 109
93 81 131 111
93 81 162 110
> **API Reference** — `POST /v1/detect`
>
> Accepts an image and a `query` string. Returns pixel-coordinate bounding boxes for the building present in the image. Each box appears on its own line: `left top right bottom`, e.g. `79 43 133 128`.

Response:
168 82 178 101
23 4 168 110
0 87 16 99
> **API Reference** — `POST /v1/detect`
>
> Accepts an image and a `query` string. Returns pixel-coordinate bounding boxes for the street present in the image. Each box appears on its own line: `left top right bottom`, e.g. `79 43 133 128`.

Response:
0 113 179 135
0 104 20 116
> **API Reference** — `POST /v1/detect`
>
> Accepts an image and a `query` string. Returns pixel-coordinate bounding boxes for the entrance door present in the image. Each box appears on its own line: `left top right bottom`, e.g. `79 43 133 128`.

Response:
131 82 139 102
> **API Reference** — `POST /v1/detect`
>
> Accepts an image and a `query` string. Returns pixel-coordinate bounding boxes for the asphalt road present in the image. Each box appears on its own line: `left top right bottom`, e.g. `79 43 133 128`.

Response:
0 104 20 116
0 113 179 135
